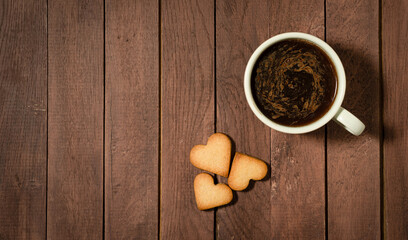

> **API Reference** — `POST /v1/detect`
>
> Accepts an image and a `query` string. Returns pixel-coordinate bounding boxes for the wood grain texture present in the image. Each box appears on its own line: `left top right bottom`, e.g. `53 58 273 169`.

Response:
0 1 47 239
105 0 159 239
161 0 215 238
383 0 408 238
326 0 381 239
268 0 326 239
48 0 104 238
215 0 271 238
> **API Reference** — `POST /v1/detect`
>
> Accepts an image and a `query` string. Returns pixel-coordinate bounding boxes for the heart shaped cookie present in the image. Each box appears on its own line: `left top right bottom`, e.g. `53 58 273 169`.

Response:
228 152 268 191
194 173 233 210
190 133 231 177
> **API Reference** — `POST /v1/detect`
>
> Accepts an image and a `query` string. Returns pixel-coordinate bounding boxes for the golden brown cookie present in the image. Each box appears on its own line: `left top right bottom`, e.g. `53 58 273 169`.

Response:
228 152 268 191
194 173 233 210
190 133 231 177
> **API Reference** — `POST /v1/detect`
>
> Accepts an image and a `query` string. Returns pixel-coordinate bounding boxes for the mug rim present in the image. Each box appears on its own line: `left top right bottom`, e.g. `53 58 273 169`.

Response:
244 32 346 134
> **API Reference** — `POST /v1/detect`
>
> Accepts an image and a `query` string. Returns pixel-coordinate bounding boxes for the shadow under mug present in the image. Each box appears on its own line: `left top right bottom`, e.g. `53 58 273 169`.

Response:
244 32 365 136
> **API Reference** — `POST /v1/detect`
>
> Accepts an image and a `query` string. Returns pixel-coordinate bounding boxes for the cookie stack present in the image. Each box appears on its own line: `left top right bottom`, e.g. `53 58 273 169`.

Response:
190 133 268 210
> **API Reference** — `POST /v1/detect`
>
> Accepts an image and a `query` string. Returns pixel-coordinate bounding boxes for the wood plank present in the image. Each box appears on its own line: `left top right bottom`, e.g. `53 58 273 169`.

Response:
268 0 326 239
0 1 47 239
215 0 271 238
326 0 381 238
383 0 408 238
105 0 159 239
160 0 215 239
47 0 104 238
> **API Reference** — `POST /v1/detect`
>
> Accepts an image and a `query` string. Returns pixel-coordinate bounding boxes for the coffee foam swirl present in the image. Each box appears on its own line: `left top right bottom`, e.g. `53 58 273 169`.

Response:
253 40 336 126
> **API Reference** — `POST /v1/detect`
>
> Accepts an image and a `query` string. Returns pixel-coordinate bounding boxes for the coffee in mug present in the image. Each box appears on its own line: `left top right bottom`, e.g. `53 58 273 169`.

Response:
244 32 365 135
251 39 337 126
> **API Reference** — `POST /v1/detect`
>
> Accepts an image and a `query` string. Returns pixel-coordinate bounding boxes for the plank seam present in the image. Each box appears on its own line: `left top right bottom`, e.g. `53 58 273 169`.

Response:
46 0 49 238
213 0 217 239
158 0 162 238
324 0 328 239
378 0 384 238
103 0 106 238
268 1 272 236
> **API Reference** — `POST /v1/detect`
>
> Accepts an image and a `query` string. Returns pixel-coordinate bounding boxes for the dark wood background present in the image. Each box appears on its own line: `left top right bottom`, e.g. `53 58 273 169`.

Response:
0 0 406 239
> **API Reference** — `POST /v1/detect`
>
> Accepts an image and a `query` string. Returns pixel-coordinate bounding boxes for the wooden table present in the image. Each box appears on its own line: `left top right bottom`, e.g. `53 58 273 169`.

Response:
1 0 407 239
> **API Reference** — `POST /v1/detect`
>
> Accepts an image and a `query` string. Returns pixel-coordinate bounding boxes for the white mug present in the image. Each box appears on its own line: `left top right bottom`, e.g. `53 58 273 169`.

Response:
244 32 365 136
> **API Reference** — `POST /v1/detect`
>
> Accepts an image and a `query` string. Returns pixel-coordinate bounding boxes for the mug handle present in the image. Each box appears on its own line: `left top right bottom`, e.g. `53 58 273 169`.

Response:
332 107 365 136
